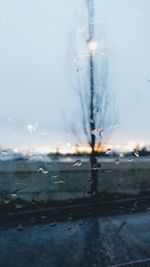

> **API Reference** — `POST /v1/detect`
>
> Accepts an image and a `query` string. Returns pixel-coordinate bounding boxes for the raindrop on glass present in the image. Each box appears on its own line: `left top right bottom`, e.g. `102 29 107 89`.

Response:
113 124 119 129
54 181 65 184
91 128 103 137
105 148 111 155
93 107 99 114
115 158 120 165
118 220 127 232
37 168 48 174
133 201 138 208
11 193 17 198
146 208 150 214
27 122 38 134
2 150 8 155
92 162 101 170
73 160 82 167
128 156 133 162
133 149 139 158
16 224 24 232
51 175 58 179
4 199 10 204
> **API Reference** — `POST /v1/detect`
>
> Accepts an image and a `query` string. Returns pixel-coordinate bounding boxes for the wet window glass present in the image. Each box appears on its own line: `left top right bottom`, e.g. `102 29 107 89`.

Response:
0 1 150 266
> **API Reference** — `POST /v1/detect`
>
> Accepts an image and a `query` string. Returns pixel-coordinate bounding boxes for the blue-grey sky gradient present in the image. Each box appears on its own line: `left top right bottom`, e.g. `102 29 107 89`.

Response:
0 0 150 150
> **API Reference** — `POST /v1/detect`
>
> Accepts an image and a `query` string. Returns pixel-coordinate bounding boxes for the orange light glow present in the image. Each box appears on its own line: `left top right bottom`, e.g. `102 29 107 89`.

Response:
11 141 149 155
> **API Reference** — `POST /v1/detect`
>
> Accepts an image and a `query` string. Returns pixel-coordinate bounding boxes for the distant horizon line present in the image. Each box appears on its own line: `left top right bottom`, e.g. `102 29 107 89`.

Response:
0 141 150 154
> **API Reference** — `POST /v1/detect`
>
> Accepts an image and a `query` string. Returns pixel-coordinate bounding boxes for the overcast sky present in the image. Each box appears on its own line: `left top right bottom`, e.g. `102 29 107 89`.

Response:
0 0 150 150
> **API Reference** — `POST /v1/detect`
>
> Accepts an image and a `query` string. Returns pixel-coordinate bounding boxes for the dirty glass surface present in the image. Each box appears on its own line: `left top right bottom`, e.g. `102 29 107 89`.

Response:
0 0 150 266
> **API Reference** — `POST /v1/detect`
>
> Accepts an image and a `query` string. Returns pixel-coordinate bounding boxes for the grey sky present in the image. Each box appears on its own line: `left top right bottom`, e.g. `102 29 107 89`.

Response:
0 0 150 150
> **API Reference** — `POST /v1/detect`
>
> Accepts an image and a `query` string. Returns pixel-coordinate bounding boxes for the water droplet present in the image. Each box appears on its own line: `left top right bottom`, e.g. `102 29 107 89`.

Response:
146 208 150 214
16 224 24 232
76 67 82 73
92 162 101 170
115 158 120 165
27 123 38 134
4 199 10 204
133 149 139 158
93 107 99 114
133 201 138 207
2 150 8 155
113 124 119 129
51 175 58 179
105 148 111 155
130 202 138 213
90 19 100 25
54 181 65 184
128 156 133 162
37 168 48 174
91 128 103 137
73 160 82 167
118 220 127 232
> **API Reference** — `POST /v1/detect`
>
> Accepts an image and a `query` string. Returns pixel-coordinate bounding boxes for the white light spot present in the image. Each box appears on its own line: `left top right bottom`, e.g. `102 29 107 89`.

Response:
87 39 98 53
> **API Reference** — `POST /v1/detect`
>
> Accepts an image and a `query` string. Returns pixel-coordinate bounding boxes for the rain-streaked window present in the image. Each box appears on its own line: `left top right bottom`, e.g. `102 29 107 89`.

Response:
0 1 150 266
